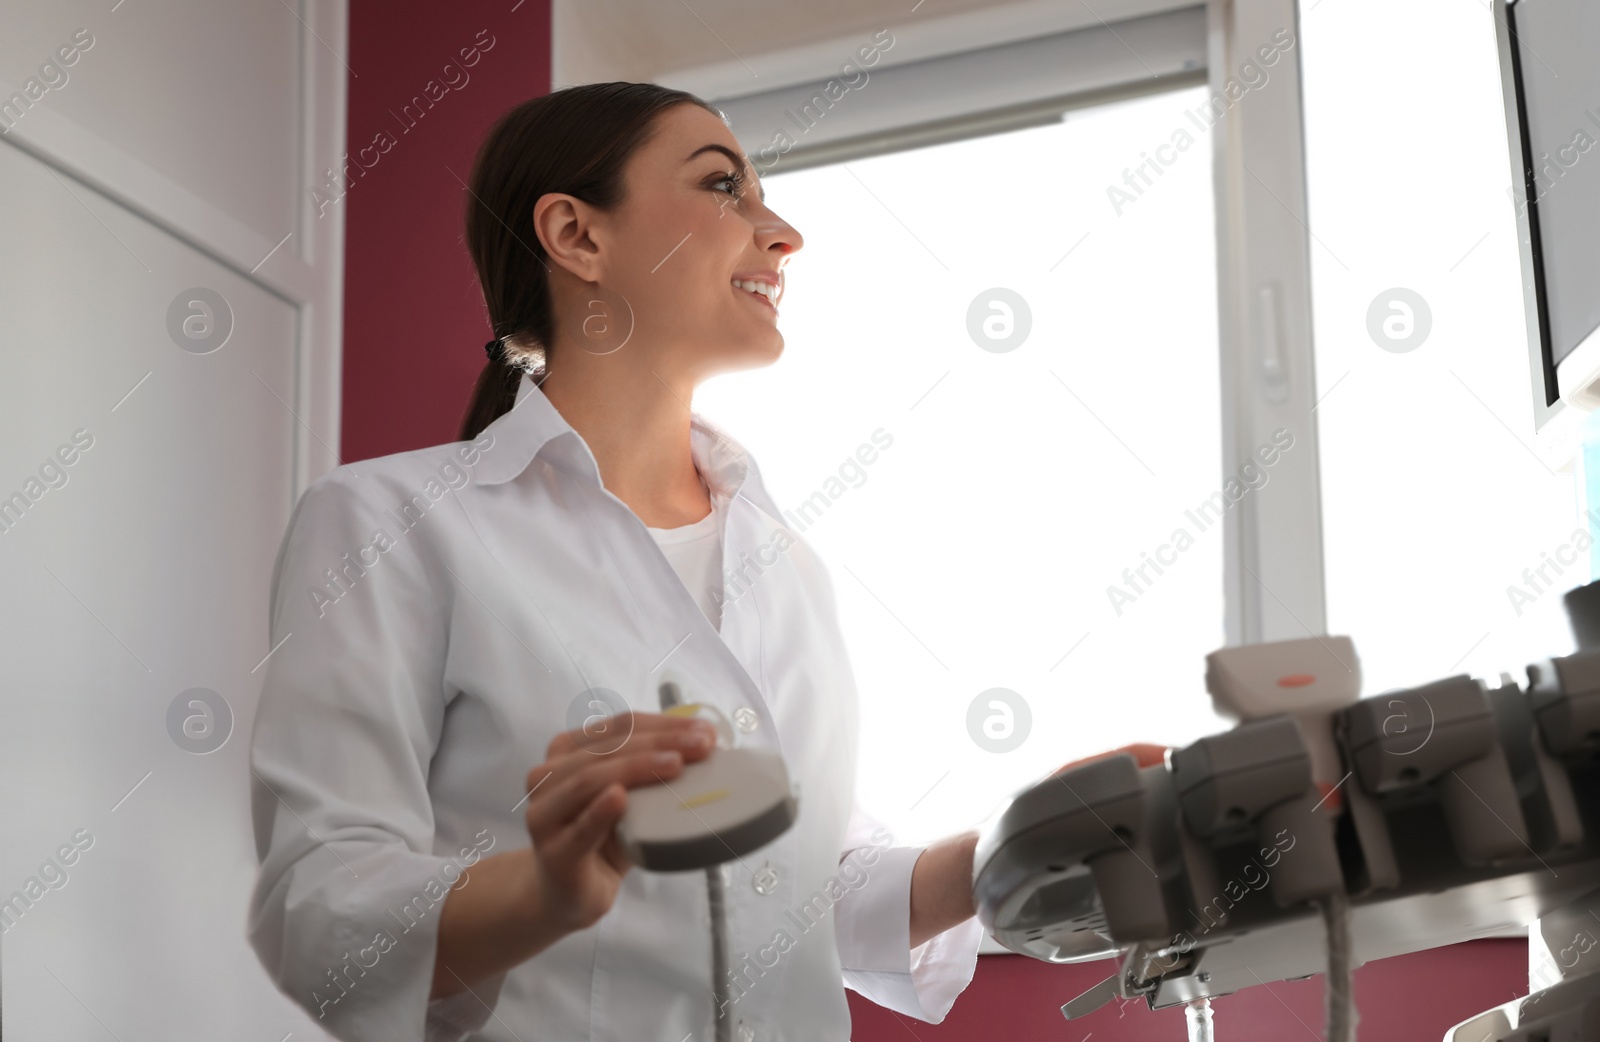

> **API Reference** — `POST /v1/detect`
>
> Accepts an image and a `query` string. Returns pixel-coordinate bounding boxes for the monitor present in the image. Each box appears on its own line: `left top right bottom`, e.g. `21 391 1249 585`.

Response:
1495 0 1600 429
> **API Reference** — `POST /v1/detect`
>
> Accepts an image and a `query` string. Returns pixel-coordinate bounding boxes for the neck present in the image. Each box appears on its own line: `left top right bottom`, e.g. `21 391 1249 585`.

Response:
538 351 709 528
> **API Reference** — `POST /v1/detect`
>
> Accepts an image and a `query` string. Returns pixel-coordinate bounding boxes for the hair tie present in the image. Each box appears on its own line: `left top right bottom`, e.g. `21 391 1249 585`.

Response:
484 337 507 364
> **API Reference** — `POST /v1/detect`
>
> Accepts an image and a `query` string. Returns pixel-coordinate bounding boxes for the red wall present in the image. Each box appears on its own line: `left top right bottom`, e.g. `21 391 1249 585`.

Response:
339 7 1534 1040
341 0 553 463
849 939 1528 1041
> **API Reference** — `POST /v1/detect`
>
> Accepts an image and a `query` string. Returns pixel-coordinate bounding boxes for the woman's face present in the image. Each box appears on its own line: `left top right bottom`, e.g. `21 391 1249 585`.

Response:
552 102 804 383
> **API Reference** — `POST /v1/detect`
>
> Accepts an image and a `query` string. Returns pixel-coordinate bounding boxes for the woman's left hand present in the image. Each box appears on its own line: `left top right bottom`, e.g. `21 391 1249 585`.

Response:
1050 742 1169 776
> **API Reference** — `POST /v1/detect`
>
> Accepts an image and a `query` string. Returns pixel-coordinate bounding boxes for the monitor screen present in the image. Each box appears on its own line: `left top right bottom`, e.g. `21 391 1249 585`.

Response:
1500 0 1600 423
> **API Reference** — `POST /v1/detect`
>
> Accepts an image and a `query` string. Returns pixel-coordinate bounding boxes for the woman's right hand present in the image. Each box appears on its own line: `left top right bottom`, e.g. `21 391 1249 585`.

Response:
519 710 719 934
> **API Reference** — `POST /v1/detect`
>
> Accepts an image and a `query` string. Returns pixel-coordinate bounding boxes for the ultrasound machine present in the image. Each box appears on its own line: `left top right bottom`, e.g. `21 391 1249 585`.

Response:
970 579 1600 1040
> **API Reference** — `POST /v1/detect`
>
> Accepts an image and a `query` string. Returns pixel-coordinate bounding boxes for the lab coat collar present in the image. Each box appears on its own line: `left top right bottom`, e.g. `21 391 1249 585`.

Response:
472 371 756 507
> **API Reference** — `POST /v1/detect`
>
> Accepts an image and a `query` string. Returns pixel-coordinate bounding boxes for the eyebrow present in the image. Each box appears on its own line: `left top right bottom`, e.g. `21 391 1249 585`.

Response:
686 143 765 203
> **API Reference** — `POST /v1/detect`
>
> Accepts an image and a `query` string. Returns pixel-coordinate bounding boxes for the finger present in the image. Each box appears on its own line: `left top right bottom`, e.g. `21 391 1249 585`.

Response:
545 781 628 868
550 710 640 757
526 749 685 839
1049 742 1169 777
598 830 632 875
549 710 716 758
526 723 713 797
553 719 717 766
1119 743 1170 768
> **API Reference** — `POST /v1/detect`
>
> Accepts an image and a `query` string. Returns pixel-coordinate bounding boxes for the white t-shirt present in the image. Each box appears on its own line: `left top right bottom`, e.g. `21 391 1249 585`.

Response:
645 485 726 632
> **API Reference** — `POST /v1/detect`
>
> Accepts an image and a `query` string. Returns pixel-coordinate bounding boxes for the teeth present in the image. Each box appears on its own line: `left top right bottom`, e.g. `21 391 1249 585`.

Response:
733 279 777 306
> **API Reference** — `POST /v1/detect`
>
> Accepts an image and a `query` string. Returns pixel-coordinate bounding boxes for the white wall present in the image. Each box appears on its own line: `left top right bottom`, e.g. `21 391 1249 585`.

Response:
0 2 345 1038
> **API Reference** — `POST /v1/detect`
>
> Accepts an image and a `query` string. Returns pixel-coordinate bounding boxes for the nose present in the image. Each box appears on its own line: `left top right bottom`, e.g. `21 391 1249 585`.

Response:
755 206 803 259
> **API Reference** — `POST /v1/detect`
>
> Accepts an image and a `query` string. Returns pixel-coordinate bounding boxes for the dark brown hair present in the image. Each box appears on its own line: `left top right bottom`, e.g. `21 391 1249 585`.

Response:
456 81 721 441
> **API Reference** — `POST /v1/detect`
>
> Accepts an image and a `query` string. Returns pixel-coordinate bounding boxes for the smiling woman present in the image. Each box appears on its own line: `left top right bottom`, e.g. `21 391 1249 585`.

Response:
247 79 986 1042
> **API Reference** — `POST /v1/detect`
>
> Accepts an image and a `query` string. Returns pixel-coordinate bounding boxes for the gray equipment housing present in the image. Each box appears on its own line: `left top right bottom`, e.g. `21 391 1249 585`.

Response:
972 648 1600 1027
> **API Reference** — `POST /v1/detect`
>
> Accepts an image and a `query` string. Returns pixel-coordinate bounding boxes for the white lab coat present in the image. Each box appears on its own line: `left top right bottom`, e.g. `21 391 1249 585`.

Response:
246 372 983 1042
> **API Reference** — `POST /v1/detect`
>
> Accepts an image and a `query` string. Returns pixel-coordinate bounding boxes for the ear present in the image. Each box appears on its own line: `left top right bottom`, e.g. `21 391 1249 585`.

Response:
533 193 603 283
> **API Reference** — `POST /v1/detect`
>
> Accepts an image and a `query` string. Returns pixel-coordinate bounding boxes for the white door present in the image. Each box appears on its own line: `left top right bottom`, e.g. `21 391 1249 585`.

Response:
0 3 345 1038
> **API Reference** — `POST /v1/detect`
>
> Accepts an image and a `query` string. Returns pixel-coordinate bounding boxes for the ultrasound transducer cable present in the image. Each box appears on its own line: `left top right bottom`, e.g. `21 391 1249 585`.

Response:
1321 890 1356 1042
658 679 733 1042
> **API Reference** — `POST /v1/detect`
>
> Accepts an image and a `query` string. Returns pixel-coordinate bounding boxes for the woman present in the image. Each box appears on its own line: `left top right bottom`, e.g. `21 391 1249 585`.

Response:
247 82 985 1042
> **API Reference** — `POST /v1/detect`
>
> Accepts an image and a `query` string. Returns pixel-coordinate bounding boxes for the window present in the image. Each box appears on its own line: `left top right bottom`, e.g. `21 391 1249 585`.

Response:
699 86 1227 844
1299 0 1581 696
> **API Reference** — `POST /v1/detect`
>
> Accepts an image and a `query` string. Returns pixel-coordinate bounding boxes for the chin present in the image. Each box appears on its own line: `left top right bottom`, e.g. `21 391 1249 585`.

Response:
750 332 785 367
710 334 785 377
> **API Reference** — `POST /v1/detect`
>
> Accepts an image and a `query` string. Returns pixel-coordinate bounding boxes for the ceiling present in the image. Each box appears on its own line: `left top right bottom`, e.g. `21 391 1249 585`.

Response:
553 0 1200 102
